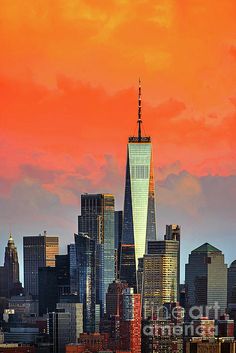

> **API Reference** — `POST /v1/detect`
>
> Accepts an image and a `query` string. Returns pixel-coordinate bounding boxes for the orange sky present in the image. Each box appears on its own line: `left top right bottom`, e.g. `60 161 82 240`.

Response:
1 0 236 275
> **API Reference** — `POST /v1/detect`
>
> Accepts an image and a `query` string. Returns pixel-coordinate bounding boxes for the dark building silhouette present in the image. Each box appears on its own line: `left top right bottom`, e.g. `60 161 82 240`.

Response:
4 234 20 298
38 267 58 316
56 254 70 298
114 210 123 280
23 232 59 297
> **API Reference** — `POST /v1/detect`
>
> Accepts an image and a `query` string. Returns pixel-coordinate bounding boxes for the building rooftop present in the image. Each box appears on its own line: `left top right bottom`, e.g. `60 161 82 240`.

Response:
192 242 221 253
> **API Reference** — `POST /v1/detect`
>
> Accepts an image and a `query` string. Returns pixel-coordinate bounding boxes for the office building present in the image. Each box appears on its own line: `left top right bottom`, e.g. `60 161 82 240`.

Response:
78 193 115 314
143 240 178 318
48 310 71 353
114 210 123 279
55 255 70 298
38 267 58 316
185 243 227 319
120 288 141 353
228 260 236 305
120 81 157 291
106 280 128 317
74 232 96 333
23 232 59 297
165 225 181 300
68 244 77 294
56 302 83 343
4 234 20 298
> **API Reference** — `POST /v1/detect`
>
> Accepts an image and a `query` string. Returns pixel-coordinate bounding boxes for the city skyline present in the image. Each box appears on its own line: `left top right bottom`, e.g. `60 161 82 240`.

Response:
1 1 236 283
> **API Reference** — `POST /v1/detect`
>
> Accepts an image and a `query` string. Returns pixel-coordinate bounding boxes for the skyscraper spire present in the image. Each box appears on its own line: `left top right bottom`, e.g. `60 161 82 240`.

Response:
138 78 142 141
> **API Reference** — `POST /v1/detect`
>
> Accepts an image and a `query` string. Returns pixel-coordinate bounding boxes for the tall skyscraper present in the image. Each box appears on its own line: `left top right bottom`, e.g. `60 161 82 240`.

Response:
120 81 157 291
4 234 20 298
165 224 181 300
74 232 96 333
78 193 115 314
23 232 59 297
143 240 178 318
68 244 77 294
114 210 123 280
185 243 227 319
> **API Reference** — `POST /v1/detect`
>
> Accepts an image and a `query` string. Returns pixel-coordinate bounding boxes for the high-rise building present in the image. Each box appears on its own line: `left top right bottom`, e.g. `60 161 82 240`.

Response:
74 232 96 333
68 244 77 294
4 234 20 298
78 193 115 314
228 260 236 305
56 254 70 298
185 243 227 319
143 240 178 318
165 224 181 300
114 210 123 280
48 310 71 353
120 81 157 291
38 267 58 316
23 232 59 297
56 302 83 343
120 288 141 353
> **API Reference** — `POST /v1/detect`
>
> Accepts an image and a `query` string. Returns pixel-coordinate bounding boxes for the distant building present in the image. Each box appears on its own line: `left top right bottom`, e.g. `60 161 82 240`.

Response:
38 267 58 316
78 193 115 314
8 295 38 317
74 232 96 333
119 82 157 292
67 244 77 294
228 260 236 305
56 302 83 343
48 310 71 353
143 240 178 318
185 338 235 353
141 318 183 353
106 280 128 317
185 243 227 319
114 210 123 280
0 344 36 352
55 255 70 298
4 234 20 298
23 232 59 297
119 288 141 353
165 225 181 300
79 332 109 352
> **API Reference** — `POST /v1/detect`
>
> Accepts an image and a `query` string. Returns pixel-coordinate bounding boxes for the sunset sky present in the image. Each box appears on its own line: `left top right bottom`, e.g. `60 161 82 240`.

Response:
1 0 236 279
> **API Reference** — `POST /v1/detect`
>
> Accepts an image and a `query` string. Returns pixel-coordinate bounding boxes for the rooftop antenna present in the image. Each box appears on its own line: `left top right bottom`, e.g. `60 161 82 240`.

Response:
137 78 142 141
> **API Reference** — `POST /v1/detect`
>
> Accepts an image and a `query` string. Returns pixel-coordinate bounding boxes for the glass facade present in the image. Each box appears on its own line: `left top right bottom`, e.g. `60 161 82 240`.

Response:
78 194 115 315
120 140 157 291
75 232 96 333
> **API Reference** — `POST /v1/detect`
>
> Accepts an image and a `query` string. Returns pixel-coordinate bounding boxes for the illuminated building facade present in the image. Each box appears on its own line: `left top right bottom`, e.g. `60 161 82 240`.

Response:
120 81 157 291
143 240 178 318
4 234 20 298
